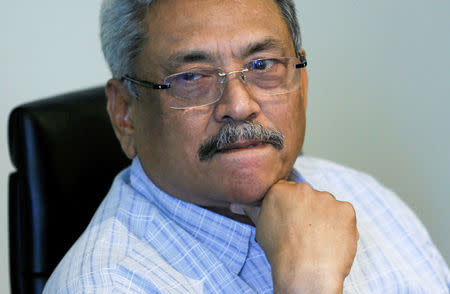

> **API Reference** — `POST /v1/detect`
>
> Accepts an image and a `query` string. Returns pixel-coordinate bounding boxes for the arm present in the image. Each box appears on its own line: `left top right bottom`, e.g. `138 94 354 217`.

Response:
243 181 358 294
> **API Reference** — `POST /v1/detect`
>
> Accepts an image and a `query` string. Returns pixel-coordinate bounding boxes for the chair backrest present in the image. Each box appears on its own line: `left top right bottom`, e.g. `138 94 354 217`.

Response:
8 87 130 294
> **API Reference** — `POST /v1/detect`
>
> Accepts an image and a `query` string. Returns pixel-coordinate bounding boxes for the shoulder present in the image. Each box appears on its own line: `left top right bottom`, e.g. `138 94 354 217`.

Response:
294 155 400 206
294 156 450 290
294 155 434 258
294 155 378 188
294 155 420 227
43 167 163 293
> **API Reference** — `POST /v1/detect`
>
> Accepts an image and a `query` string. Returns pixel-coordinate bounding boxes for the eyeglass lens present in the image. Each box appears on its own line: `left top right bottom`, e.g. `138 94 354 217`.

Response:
165 57 301 109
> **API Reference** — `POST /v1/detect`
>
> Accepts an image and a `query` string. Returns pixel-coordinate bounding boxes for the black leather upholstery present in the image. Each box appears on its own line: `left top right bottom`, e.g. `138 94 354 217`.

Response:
8 87 130 294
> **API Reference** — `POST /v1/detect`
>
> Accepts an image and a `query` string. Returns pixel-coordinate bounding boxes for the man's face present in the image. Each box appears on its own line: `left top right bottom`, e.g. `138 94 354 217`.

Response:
124 0 308 207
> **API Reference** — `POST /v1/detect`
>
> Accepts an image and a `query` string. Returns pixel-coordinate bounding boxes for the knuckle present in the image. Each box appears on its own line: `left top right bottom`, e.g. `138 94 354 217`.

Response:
262 190 276 205
341 201 356 213
264 184 287 203
323 191 336 200
294 181 312 193
315 191 336 203
339 201 357 225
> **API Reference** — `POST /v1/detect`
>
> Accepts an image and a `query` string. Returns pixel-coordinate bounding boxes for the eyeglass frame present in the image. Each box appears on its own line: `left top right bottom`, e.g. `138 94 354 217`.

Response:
121 54 307 108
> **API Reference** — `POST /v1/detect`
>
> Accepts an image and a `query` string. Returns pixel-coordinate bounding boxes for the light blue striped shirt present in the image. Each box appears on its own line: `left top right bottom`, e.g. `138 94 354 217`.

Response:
44 156 450 293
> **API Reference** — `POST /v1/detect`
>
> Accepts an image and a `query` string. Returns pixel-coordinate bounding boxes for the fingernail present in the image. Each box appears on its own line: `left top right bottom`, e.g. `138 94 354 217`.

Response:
229 203 246 215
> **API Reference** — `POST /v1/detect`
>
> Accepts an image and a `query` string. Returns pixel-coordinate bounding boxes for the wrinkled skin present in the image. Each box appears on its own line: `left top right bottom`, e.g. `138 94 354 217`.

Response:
106 0 358 292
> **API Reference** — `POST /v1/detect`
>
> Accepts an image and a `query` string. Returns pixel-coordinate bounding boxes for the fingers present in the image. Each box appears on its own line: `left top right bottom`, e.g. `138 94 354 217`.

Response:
249 181 358 293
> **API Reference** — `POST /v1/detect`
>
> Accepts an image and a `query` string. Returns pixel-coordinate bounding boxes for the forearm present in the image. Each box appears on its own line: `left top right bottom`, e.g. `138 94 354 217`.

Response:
272 258 344 294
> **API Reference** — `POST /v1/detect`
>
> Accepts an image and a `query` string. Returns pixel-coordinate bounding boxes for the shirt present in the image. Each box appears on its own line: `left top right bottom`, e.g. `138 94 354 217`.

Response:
43 156 450 293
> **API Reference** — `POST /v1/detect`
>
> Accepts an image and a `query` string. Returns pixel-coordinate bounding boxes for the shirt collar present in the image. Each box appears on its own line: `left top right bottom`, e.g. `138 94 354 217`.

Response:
129 156 305 275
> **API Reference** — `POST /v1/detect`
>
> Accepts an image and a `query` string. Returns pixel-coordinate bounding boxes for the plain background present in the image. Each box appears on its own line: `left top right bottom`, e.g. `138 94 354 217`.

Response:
1 0 449 292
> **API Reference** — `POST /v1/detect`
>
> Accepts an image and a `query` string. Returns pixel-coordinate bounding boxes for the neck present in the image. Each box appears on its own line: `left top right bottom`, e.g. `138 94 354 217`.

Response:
202 206 255 226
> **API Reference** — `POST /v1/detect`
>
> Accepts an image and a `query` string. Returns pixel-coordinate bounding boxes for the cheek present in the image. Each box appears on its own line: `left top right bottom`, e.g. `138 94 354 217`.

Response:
134 92 212 161
287 104 306 152
159 111 211 160
264 96 306 153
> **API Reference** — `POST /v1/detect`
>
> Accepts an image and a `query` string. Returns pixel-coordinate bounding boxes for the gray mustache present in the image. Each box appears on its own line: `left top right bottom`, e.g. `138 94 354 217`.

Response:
198 121 284 161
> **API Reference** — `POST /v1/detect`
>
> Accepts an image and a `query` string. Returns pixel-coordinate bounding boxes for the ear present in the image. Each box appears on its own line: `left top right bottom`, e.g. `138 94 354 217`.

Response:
299 49 309 109
105 79 137 159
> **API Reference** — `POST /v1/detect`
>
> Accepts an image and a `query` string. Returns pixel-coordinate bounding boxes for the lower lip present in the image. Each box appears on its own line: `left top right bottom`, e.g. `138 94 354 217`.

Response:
212 144 275 167
216 143 267 155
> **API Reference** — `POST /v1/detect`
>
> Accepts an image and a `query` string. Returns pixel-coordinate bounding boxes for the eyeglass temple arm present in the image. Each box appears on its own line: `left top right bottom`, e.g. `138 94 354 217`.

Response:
295 54 307 68
122 75 170 90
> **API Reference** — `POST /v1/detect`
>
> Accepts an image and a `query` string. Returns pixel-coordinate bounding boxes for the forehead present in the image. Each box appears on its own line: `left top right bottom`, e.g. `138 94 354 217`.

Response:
138 0 294 72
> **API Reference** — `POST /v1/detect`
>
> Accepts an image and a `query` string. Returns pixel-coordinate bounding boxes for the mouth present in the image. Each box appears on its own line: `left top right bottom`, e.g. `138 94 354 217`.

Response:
216 140 266 154
197 121 285 162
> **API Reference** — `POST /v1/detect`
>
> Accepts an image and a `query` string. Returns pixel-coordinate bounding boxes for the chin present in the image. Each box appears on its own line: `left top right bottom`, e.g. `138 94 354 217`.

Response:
199 147 291 205
221 173 278 205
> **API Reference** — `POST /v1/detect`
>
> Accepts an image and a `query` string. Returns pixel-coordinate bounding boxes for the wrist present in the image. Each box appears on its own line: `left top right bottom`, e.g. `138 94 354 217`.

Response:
272 264 344 294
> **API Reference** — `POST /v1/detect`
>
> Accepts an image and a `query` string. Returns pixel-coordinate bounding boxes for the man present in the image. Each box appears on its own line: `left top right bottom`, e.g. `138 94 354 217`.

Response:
44 0 450 293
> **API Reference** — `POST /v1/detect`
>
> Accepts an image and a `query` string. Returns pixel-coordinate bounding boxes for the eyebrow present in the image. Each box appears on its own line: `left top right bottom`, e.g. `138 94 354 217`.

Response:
164 50 215 73
162 38 285 73
241 38 285 57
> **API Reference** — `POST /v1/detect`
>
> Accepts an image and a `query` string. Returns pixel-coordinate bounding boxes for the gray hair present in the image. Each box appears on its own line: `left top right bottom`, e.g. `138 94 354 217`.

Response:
100 0 302 93
198 120 284 161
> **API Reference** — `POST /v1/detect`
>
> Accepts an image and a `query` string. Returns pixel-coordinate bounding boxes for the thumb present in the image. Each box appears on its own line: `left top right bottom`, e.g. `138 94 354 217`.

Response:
243 205 261 225
229 203 261 225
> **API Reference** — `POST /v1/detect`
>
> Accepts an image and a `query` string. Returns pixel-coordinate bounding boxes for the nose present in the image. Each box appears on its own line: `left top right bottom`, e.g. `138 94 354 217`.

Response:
213 71 261 123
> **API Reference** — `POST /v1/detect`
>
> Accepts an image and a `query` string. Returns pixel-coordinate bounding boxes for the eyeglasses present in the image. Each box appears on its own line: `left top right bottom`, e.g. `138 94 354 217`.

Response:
122 55 307 110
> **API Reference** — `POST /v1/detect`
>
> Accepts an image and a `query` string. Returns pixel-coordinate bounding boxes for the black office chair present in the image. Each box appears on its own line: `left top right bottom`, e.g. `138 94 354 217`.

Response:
8 87 130 294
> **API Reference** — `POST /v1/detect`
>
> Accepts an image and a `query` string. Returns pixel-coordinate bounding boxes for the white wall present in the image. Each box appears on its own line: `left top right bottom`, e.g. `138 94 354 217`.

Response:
1 1 448 293
298 0 450 266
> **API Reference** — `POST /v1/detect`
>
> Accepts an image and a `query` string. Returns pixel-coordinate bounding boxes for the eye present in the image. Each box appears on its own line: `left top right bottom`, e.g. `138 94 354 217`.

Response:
177 72 204 81
167 70 216 93
249 59 277 71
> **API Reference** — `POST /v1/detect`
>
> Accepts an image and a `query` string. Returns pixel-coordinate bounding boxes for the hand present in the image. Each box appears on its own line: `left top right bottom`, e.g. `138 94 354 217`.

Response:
240 181 358 294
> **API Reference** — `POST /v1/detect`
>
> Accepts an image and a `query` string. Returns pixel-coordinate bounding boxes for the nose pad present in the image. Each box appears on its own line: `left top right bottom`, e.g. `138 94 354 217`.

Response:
219 70 248 90
216 68 252 105
239 72 247 84
220 72 251 96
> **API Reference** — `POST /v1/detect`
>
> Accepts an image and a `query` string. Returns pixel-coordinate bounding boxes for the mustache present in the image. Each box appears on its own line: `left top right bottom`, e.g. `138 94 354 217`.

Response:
198 120 284 161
